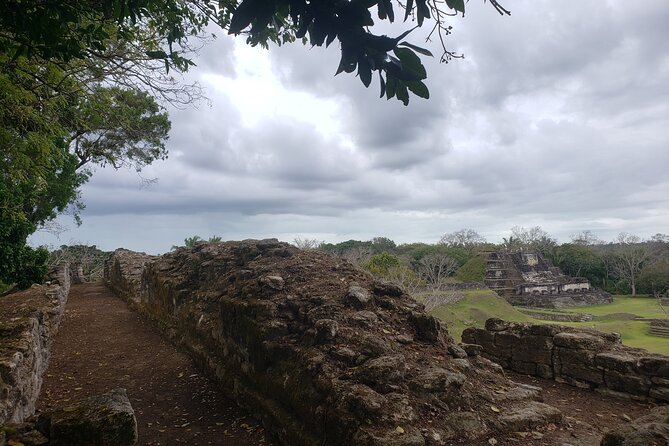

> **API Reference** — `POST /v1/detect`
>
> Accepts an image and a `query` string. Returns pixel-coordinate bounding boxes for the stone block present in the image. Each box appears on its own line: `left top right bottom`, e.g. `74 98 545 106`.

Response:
497 402 562 432
553 332 609 351
554 348 602 384
594 352 638 374
649 385 669 402
637 356 669 378
510 335 553 365
485 318 510 332
536 364 553 379
509 360 537 376
494 332 521 350
525 324 562 337
44 388 137 446
604 370 651 396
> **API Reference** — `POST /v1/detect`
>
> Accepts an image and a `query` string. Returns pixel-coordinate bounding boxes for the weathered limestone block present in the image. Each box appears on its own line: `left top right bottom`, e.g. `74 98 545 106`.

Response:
0 265 70 425
105 241 563 445
42 388 137 446
497 401 563 432
554 347 603 385
603 370 651 396
600 405 669 446
638 356 669 377
510 335 553 365
595 352 639 374
553 332 612 351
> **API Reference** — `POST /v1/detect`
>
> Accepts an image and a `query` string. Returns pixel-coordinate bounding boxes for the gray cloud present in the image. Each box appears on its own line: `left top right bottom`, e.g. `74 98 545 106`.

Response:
30 0 669 252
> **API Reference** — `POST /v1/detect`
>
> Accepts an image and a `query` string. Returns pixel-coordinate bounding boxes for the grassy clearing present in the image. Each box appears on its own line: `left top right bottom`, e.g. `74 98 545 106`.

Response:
416 290 669 356
561 295 667 319
414 289 534 342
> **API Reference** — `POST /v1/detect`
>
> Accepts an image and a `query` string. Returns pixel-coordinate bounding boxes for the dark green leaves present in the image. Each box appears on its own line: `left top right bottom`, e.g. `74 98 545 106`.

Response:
445 0 466 14
393 47 427 81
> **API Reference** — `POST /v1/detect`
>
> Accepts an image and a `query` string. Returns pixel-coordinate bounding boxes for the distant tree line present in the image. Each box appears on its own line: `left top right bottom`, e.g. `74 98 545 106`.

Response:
294 228 669 297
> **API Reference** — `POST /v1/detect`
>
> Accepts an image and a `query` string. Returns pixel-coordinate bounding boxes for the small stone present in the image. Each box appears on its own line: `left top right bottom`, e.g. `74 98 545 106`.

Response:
409 312 442 344
396 334 414 344
259 275 284 291
346 285 372 308
372 280 404 297
447 344 468 359
488 438 498 445
314 319 339 344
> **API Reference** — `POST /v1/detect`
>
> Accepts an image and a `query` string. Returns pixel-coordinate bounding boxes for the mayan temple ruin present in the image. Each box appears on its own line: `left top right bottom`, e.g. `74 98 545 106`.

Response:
484 251 612 308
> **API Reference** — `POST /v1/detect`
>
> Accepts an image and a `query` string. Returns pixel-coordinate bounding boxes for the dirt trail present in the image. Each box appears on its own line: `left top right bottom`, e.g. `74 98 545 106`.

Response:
37 282 274 446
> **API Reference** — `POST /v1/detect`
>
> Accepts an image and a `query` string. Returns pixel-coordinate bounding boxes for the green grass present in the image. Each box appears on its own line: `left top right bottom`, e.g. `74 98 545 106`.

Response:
454 254 486 283
417 291 669 356
415 289 534 342
561 295 667 319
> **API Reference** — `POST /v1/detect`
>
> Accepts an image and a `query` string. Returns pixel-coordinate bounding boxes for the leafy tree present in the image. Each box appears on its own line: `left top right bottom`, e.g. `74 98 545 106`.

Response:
1 0 510 106
365 252 401 276
371 237 397 254
638 259 669 297
553 243 606 288
208 235 223 242
68 86 170 171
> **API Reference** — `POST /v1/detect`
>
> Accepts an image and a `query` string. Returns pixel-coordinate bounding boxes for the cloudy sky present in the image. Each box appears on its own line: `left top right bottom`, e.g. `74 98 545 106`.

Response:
31 0 669 254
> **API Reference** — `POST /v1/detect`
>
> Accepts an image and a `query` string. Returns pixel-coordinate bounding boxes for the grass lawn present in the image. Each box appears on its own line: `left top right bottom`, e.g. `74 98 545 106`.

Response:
561 295 667 319
414 289 534 342
416 290 669 356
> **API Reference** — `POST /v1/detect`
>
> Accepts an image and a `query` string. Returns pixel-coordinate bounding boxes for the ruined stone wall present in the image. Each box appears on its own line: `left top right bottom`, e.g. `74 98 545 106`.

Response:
103 249 155 307
0 264 70 424
505 289 613 308
462 318 669 402
105 241 564 446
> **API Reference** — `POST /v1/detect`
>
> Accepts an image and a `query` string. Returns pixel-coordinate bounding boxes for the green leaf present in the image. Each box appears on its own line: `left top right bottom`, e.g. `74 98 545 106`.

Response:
229 0 258 34
445 0 466 14
398 42 433 57
358 56 372 87
393 47 426 80
146 50 168 59
386 76 397 100
416 0 430 26
395 81 409 105
404 0 414 22
379 73 386 98
407 80 429 99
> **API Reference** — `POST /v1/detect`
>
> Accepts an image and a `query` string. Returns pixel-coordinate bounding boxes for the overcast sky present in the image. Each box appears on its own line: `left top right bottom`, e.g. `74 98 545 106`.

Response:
30 0 669 254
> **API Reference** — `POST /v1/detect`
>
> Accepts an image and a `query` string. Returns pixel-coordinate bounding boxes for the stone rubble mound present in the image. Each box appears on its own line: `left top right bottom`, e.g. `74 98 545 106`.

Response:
105 240 564 445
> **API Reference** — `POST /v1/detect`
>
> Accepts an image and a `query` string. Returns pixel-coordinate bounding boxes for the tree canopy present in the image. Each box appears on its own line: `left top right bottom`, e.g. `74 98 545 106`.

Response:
0 0 510 287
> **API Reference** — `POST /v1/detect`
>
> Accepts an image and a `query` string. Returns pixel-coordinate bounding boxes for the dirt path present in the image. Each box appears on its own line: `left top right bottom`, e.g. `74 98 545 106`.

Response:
37 282 274 446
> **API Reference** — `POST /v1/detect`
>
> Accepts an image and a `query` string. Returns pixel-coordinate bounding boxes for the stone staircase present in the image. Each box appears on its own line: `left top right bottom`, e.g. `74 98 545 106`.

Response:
649 320 669 338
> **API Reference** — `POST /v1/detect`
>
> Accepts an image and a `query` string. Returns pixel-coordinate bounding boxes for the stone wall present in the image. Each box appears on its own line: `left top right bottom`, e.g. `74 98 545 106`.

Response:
105 241 564 446
0 264 70 424
505 288 613 309
462 318 669 402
